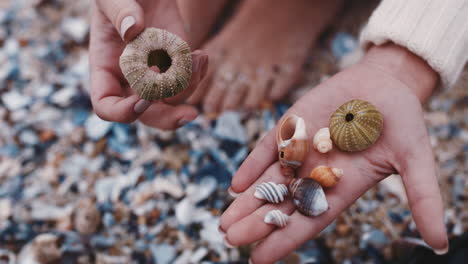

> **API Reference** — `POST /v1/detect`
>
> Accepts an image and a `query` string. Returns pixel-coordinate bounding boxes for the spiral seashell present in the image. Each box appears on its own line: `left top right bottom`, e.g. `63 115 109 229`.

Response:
289 178 329 216
313 127 332 153
329 99 383 152
264 210 289 228
119 28 192 101
254 182 288 204
308 165 343 188
276 114 309 177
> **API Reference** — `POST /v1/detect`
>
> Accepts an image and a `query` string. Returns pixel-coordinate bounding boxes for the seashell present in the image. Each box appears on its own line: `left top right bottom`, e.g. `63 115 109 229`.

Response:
276 114 310 177
254 182 288 204
264 210 289 228
289 178 329 216
74 197 101 235
18 233 63 264
313 127 332 153
308 165 343 188
119 28 192 101
329 99 383 152
0 249 16 264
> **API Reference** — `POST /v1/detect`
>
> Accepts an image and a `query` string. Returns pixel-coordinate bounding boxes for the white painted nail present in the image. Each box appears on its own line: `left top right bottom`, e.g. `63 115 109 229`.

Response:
433 245 449 255
227 187 240 198
120 16 135 40
134 99 151 113
224 237 235 249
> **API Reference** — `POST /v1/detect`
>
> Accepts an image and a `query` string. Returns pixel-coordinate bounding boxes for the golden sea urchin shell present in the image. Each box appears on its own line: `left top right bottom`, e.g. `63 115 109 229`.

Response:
119 28 192 100
329 99 383 152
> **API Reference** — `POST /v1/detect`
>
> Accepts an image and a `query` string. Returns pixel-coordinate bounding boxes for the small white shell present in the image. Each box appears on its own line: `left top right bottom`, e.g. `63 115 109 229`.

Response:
313 127 332 153
264 210 289 228
254 182 288 203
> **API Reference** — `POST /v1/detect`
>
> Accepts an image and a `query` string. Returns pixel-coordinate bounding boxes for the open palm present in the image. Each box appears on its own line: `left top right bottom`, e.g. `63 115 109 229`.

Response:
89 0 208 129
220 61 448 264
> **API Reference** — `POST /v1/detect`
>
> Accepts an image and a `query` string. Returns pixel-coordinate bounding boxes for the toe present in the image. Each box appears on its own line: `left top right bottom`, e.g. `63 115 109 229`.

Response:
203 64 236 114
269 64 301 101
244 68 274 109
221 74 249 111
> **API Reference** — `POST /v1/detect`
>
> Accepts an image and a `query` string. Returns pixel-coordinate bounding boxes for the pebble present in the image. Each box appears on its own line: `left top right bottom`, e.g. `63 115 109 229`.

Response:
85 113 113 141
150 244 176 264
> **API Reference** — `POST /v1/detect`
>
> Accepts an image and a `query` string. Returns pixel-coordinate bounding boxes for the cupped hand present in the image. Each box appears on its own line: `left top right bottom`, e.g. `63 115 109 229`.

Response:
220 44 448 263
89 0 208 130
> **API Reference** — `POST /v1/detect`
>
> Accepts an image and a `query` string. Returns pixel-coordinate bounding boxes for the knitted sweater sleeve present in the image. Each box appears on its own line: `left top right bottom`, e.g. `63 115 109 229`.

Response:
360 0 468 89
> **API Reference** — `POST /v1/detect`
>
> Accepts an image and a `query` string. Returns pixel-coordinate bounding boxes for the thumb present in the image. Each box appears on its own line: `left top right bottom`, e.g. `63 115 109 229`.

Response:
96 0 145 41
400 135 449 255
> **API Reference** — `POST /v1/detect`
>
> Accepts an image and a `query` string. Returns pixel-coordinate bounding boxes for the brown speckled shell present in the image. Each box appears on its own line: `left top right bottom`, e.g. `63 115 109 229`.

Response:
276 115 309 177
119 28 192 100
329 99 383 152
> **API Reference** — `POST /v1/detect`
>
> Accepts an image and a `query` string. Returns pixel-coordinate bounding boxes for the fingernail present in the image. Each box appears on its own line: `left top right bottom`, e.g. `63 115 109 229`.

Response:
433 245 449 255
218 225 226 235
227 187 240 198
224 237 235 249
134 99 151 113
249 258 254 264
120 16 135 40
204 104 215 114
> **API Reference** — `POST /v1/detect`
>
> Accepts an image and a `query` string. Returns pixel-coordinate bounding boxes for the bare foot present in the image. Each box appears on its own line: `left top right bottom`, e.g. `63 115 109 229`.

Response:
188 0 344 113
177 0 230 48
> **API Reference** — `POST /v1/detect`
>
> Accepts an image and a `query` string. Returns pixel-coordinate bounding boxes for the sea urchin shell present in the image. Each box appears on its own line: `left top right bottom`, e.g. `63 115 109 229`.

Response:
329 99 383 152
119 28 192 101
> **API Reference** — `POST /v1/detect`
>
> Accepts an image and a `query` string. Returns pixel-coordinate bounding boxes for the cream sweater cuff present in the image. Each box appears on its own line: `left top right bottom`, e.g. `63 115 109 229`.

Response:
360 0 468 89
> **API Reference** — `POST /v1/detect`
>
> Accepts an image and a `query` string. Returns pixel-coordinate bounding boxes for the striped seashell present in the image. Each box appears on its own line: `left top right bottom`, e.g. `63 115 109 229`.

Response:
119 28 192 101
264 210 289 228
254 182 288 203
276 114 309 177
329 99 383 152
289 178 329 216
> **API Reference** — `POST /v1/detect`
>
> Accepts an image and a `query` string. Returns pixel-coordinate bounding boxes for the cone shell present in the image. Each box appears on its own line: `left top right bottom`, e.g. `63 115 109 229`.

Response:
264 210 289 228
308 166 343 188
119 28 192 100
254 182 288 204
329 99 383 152
313 127 333 153
276 115 309 177
289 178 329 216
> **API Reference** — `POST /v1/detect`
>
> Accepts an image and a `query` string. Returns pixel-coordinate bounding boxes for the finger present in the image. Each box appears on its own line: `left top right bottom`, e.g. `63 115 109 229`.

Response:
249 167 378 264
225 201 295 246
96 0 145 41
220 163 286 232
400 136 448 254
164 50 209 105
138 102 198 130
90 68 149 123
229 130 277 194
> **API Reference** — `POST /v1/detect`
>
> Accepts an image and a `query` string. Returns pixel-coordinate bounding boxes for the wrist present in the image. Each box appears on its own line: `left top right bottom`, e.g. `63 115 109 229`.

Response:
361 43 439 104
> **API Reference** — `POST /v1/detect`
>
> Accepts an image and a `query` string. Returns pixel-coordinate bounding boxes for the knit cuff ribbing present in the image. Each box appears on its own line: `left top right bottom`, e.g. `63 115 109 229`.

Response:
360 0 468 89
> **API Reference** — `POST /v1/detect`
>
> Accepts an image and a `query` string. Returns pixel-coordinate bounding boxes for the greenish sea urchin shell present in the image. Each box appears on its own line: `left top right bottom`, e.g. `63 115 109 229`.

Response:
329 99 383 152
119 28 192 101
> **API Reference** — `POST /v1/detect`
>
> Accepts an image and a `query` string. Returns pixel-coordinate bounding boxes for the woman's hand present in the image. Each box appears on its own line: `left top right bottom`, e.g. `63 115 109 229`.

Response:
89 0 208 130
220 44 448 264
